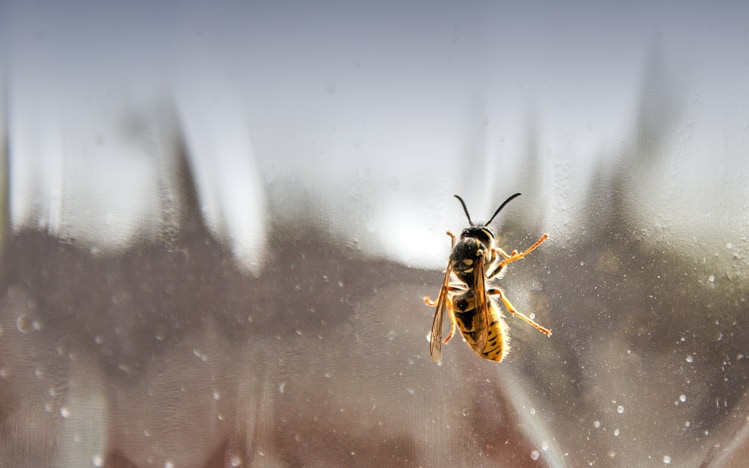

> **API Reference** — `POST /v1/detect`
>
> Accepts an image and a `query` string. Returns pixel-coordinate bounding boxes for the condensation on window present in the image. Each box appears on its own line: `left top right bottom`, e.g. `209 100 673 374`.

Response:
1 1 748 467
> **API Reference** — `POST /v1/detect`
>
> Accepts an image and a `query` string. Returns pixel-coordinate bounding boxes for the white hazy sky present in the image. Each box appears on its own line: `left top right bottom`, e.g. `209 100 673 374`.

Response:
2 0 748 271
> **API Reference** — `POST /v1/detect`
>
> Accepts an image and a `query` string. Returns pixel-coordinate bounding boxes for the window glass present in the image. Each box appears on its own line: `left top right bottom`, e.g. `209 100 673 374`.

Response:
1 1 748 466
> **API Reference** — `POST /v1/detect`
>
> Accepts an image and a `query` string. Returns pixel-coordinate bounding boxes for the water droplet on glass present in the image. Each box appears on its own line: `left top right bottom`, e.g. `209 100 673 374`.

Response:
279 382 286 394
617 405 625 414
614 428 620 436
663 455 672 464
230 455 242 467
92 454 104 467
679 394 687 403
530 450 540 460
593 420 601 428
60 407 71 418
686 355 694 363
16 315 31 333
529 407 536 415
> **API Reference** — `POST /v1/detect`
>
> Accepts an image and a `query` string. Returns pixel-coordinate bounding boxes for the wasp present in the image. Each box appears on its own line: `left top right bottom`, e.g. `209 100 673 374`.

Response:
424 193 551 362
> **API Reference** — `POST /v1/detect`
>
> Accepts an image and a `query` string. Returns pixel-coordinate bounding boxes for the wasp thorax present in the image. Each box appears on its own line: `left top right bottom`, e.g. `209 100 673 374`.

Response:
450 237 488 281
451 238 478 263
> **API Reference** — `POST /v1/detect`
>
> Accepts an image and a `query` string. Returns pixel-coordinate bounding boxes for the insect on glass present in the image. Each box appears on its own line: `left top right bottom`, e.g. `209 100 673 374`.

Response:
424 193 551 362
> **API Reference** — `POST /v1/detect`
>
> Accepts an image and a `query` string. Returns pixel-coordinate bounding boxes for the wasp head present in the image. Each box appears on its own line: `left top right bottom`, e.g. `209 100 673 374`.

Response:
460 226 495 247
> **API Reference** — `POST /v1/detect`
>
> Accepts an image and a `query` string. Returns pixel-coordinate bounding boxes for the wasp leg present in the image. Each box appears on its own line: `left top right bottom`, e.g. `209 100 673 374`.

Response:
495 233 549 269
489 287 552 337
489 235 547 278
496 247 515 259
485 260 505 280
435 285 465 343
446 230 457 248
444 297 458 343
424 283 464 306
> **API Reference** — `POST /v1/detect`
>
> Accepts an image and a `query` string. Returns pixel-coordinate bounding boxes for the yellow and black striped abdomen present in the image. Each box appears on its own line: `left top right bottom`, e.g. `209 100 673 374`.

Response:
478 305 510 361
452 293 510 362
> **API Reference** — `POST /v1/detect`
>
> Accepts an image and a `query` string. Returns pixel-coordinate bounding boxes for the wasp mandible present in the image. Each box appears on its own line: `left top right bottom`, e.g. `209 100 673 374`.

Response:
424 193 551 363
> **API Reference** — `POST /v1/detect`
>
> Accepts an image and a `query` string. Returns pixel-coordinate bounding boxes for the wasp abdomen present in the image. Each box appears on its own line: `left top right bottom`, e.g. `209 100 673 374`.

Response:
450 289 508 361
480 315 509 362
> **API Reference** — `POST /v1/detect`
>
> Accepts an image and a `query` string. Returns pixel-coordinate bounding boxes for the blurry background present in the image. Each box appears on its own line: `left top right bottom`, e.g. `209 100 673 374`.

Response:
1 0 748 466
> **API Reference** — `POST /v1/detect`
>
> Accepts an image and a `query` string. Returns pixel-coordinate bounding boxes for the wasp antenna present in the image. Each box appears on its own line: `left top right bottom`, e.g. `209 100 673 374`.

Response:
486 192 522 225
453 194 474 226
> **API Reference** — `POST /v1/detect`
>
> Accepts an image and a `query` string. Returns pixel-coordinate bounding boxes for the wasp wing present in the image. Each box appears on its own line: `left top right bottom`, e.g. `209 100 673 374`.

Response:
472 254 490 354
429 262 453 362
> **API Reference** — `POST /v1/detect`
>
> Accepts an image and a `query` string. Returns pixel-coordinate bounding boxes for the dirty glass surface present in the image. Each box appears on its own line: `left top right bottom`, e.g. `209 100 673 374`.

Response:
1 1 749 467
